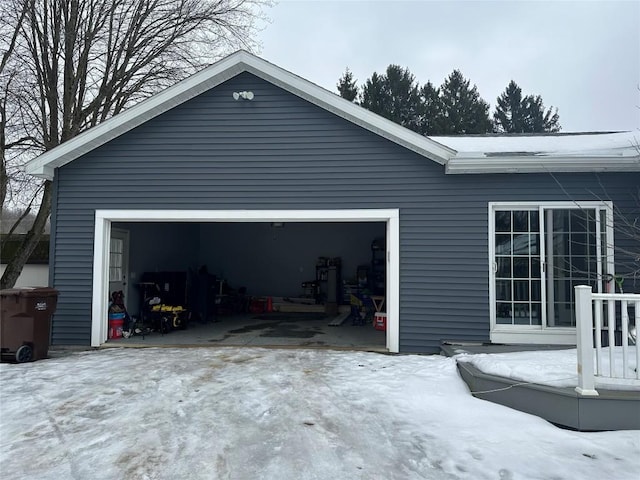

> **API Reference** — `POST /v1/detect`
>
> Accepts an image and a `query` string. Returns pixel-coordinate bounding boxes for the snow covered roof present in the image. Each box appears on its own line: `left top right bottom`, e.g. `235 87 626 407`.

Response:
24 50 639 179
431 131 640 174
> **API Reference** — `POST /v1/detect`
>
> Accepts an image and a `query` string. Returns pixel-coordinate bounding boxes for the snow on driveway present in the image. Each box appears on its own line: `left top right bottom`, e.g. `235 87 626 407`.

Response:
0 347 638 480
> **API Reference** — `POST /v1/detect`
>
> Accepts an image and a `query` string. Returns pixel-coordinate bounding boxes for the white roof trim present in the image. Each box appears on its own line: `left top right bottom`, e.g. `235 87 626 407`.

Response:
435 131 640 174
446 154 640 174
25 50 640 179
25 50 454 180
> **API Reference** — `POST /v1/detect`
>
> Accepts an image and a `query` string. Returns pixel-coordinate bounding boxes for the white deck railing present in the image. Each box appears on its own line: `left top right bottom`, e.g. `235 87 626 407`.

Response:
574 285 640 396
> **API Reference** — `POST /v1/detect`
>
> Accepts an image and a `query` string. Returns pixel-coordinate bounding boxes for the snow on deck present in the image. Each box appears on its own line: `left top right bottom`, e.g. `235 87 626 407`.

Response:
454 347 639 391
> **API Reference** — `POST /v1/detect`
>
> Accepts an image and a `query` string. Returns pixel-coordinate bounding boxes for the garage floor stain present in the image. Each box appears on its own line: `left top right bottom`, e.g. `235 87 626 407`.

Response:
223 319 325 339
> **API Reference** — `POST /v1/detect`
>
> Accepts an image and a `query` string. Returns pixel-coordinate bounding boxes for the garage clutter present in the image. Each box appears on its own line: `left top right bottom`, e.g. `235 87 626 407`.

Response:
107 236 388 341
108 267 251 340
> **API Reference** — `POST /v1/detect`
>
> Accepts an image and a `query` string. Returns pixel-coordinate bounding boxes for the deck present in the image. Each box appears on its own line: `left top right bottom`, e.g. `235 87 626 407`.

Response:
441 342 640 431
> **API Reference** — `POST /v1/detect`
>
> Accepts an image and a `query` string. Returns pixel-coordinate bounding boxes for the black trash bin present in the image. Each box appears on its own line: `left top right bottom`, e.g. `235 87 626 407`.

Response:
0 287 59 363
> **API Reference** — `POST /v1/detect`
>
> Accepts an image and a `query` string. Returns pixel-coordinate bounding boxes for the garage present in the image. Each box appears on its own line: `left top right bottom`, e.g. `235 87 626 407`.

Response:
94 209 400 351
28 51 636 354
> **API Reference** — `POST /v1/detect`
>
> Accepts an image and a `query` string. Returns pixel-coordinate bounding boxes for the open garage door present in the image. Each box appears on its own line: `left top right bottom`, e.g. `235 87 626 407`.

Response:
92 210 399 352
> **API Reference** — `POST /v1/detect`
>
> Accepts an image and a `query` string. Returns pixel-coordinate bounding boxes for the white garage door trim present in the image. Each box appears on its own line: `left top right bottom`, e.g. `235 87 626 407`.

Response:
92 209 400 352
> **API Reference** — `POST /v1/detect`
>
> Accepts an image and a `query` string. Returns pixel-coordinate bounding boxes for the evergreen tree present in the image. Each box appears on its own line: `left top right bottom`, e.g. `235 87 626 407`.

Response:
438 70 492 134
494 80 561 133
360 72 387 113
337 67 359 102
493 80 527 133
418 81 441 135
522 95 561 132
360 65 422 132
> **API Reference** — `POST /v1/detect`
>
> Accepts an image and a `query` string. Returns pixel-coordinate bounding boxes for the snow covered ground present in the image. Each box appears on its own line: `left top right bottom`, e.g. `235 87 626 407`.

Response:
1 347 638 480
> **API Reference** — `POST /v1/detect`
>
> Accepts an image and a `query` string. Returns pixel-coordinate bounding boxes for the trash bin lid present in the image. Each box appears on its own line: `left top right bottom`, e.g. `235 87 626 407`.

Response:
0 287 59 297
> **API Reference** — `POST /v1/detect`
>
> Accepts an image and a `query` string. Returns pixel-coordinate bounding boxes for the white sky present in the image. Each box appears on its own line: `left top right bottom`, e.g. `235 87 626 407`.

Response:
256 0 640 133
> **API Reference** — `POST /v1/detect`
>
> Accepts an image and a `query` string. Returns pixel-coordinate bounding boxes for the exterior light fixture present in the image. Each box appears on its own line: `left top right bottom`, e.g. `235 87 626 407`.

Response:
232 91 254 100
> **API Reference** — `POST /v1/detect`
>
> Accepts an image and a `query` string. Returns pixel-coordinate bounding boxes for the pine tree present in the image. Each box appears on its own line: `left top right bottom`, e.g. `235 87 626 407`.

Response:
418 81 441 135
438 70 492 134
337 68 359 102
360 65 422 132
494 80 561 133
493 80 527 133
360 72 387 113
523 95 561 132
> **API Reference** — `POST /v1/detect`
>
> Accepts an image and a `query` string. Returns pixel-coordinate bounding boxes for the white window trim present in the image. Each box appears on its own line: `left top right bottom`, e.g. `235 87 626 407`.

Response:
92 209 400 352
488 201 614 345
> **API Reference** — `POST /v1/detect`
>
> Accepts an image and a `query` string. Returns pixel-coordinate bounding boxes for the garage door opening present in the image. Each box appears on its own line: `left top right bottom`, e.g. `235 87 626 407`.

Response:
92 210 399 352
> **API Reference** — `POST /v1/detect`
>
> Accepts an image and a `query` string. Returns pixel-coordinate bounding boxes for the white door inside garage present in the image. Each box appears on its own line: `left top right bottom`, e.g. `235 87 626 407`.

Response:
92 209 400 352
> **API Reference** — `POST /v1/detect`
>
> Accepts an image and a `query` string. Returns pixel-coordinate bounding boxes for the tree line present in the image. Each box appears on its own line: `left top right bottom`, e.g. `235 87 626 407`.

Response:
337 65 560 135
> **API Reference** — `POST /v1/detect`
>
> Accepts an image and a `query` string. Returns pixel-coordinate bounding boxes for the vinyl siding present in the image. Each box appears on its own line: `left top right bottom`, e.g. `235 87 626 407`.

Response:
50 72 640 352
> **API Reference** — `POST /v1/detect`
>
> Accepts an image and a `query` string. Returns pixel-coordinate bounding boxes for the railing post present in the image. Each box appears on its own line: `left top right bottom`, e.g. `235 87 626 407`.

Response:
575 285 599 396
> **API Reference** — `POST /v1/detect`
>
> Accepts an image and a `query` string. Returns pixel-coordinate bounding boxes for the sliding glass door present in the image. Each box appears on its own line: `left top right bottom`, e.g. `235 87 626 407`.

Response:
494 209 542 326
491 203 613 339
545 208 609 327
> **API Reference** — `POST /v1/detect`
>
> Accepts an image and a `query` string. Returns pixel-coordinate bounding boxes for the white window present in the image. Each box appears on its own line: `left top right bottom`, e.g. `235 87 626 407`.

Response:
109 238 124 282
489 202 614 344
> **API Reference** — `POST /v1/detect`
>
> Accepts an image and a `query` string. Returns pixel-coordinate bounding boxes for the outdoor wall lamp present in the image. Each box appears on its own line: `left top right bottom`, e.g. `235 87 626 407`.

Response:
232 91 254 100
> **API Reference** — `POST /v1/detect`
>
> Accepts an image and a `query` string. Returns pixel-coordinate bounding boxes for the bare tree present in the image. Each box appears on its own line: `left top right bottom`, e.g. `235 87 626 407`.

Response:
0 0 271 288
548 171 640 291
0 0 30 214
612 190 640 288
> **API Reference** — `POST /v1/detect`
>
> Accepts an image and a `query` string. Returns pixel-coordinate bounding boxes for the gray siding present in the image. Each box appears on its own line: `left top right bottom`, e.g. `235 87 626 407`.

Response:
51 72 640 352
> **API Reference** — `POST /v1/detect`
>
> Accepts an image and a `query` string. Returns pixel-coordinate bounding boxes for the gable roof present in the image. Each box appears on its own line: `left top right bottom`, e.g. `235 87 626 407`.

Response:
24 51 640 179
25 50 455 180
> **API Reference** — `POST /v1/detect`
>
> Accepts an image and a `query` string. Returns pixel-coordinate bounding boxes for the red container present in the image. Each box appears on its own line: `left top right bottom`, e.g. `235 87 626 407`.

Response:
249 298 266 314
108 313 125 339
373 312 387 331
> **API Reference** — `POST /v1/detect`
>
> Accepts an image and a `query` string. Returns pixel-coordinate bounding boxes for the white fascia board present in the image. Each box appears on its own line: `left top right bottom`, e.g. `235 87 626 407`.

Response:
95 208 399 222
26 51 454 180
446 154 640 174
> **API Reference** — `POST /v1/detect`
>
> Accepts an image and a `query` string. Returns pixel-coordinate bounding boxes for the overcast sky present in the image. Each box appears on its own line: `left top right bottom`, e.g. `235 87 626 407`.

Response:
256 0 640 133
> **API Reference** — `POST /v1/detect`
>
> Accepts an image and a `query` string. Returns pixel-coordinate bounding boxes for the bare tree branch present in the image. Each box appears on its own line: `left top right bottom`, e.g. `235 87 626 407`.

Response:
1 0 31 212
0 182 43 249
547 170 640 287
1 0 272 288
